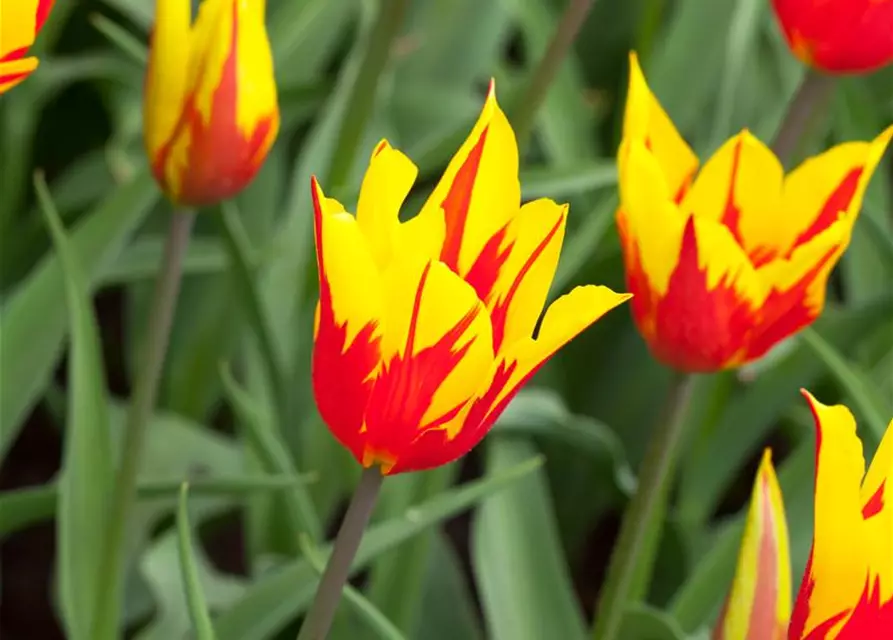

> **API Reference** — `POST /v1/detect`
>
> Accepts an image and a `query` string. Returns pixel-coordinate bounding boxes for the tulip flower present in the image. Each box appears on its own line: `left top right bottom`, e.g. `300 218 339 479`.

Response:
771 0 893 74
0 0 54 94
714 450 791 640
616 52 892 372
310 84 630 474
789 391 893 638
144 0 279 206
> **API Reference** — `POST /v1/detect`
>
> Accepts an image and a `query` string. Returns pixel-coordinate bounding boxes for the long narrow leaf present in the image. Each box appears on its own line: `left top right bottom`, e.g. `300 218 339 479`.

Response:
177 484 217 640
36 174 114 640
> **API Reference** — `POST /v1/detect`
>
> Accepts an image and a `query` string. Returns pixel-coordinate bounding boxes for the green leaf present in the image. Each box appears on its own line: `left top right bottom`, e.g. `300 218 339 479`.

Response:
299 535 407 640
36 174 114 640
519 162 617 201
177 484 217 640
90 12 147 63
219 364 322 543
214 455 543 640
100 237 233 286
620 604 689 640
799 327 891 440
0 171 159 459
494 387 635 495
0 474 314 538
472 439 588 640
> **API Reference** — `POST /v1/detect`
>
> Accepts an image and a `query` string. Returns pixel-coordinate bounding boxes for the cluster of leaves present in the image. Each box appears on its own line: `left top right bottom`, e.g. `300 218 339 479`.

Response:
1 1 892 639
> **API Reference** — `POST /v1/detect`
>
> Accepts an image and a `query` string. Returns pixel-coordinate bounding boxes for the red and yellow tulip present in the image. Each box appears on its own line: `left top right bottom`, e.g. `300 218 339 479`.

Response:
144 0 279 206
311 84 630 475
616 53 892 372
789 392 893 638
771 0 893 74
714 451 791 640
0 0 54 94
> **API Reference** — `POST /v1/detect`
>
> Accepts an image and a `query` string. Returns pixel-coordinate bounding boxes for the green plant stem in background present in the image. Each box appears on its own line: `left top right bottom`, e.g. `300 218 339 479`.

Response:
511 0 596 149
772 68 836 165
297 467 385 640
591 373 697 640
325 0 410 191
91 210 195 639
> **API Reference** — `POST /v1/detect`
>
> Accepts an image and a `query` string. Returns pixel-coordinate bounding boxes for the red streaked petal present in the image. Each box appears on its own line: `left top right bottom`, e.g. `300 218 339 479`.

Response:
311 178 384 464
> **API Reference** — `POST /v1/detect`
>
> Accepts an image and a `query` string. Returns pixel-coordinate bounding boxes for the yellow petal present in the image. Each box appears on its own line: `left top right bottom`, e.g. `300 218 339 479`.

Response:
363 253 494 461
356 140 419 270
1 0 41 58
312 178 383 346
779 126 893 258
617 137 686 296
0 57 38 93
188 0 232 125
484 285 630 423
680 131 784 266
144 0 192 159
716 450 790 640
488 198 566 354
861 418 893 604
232 0 277 139
622 52 698 201
415 82 520 277
793 390 868 638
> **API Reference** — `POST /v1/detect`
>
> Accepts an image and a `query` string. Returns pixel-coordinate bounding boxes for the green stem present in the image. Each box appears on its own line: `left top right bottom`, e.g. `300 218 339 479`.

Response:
297 466 385 640
512 0 596 149
326 0 410 191
91 210 194 639
771 68 836 165
591 373 697 640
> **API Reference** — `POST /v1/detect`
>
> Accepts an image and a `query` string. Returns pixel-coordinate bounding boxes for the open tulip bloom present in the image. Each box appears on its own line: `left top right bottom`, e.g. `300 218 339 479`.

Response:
717 391 893 639
771 0 893 74
310 83 630 475
144 0 279 206
0 0 54 94
616 53 893 372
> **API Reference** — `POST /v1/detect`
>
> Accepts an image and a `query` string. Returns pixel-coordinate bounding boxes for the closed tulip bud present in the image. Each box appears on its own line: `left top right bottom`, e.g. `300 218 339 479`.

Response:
771 0 893 74
144 0 279 206
0 0 54 94
714 451 791 640
616 53 892 372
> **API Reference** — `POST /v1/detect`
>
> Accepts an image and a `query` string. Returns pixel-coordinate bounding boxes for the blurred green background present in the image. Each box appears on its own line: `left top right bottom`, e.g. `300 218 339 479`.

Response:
1 0 891 638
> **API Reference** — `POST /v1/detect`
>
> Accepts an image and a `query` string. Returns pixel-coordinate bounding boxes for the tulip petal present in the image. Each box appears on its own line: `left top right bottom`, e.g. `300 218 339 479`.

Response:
790 391 868 639
0 57 38 93
623 52 698 202
1 0 44 59
389 285 629 474
859 418 893 606
356 140 419 270
488 198 566 354
311 178 384 463
714 450 790 640
144 0 192 160
779 126 893 258
362 253 494 473
680 132 784 266
415 82 520 300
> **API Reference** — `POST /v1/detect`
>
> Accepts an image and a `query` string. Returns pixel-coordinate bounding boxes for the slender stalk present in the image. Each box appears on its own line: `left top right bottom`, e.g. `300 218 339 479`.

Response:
771 68 836 165
91 210 195 639
297 467 385 640
326 0 410 191
591 373 697 640
512 0 596 149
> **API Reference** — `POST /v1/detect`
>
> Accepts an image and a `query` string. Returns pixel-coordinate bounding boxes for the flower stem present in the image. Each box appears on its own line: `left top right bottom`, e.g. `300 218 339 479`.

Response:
326 0 410 192
771 68 836 165
591 373 697 640
511 0 596 149
297 466 385 640
91 210 195 639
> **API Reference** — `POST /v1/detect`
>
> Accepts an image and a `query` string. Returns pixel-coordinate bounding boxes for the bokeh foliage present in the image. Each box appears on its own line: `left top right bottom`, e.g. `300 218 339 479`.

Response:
1 0 891 638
